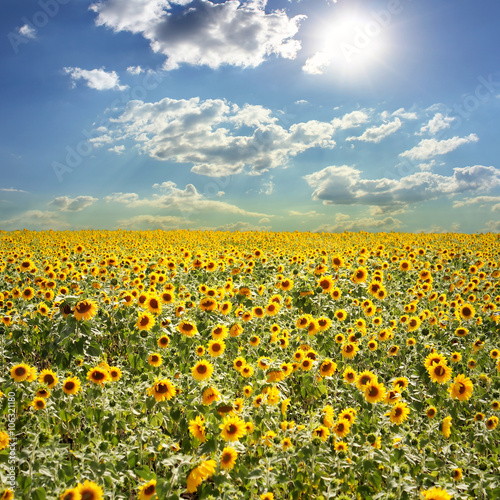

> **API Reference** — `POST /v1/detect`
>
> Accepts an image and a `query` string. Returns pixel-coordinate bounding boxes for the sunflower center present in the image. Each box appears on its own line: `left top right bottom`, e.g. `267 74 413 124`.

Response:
151 356 159 363
76 302 92 314
44 374 55 385
322 362 332 371
395 408 403 417
197 365 207 374
65 381 75 391
140 317 150 326
144 485 155 495
212 344 221 352
156 383 168 394
458 383 466 394
149 299 159 309
345 345 354 353
183 324 193 331
227 424 237 434
15 366 27 376
368 386 379 397
435 366 445 377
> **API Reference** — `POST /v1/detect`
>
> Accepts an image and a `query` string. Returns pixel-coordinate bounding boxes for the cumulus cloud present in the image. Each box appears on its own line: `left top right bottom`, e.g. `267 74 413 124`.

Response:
392 108 418 120
126 65 144 74
0 210 69 230
48 196 98 212
208 221 272 232
116 214 192 229
400 133 478 161
484 220 500 232
105 181 272 218
418 113 455 135
64 67 128 91
95 96 349 176
314 215 403 233
90 0 305 70
452 195 500 209
19 24 37 39
288 210 325 217
347 118 401 143
304 164 500 208
302 52 331 75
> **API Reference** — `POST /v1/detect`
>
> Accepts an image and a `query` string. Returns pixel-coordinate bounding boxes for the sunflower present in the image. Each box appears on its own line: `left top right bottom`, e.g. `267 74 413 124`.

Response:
108 366 122 381
384 390 401 405
22 287 35 300
356 370 377 390
393 377 408 391
39 369 59 388
220 415 246 442
341 342 359 359
334 441 348 452
388 402 410 425
188 416 206 442
0 431 9 451
199 297 218 312
313 425 330 442
27 365 38 382
364 381 386 404
458 303 475 320
249 335 260 347
202 386 221 406
333 419 351 438
76 480 104 500
241 365 254 378
87 367 109 385
343 366 357 384
138 479 156 500
74 299 98 321
452 468 463 481
428 363 453 384
448 374 474 401
192 360 214 381
148 353 163 367
455 327 469 337
186 459 217 493
351 267 368 284
147 378 176 402
421 487 452 500
36 388 50 398
62 376 81 395
10 363 31 382
442 416 452 438
319 359 337 377
32 397 46 410
426 406 437 419
59 487 81 500
220 446 238 470
136 311 155 331
486 415 499 430
157 335 170 349
450 352 462 363
233 356 246 372
207 339 226 357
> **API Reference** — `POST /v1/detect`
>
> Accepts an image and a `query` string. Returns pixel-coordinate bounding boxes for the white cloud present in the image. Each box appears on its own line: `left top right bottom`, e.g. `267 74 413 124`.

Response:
0 210 69 230
392 108 418 120
302 52 331 75
0 187 28 193
126 65 144 74
91 0 306 70
452 195 500 209
331 110 370 130
418 113 455 135
304 164 500 208
95 96 338 176
484 220 500 232
347 118 402 143
259 179 274 196
64 67 128 91
109 145 125 154
288 210 325 217
400 133 478 161
209 221 272 232
19 24 37 39
48 196 98 212
314 215 403 233
116 214 192 229
106 181 272 218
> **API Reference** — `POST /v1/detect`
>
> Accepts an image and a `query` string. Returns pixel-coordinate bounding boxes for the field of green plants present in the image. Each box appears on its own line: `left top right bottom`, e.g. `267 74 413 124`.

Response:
1 229 499 500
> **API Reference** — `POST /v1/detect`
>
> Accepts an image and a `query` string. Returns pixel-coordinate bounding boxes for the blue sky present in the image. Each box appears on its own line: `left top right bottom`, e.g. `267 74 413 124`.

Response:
1 0 500 232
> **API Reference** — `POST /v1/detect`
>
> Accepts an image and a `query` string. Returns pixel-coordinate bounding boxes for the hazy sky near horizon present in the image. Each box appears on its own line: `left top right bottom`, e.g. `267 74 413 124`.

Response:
1 0 500 233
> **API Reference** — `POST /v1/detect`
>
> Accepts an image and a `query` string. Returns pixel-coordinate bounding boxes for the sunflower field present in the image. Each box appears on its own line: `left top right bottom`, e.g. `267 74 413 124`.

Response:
1 229 500 500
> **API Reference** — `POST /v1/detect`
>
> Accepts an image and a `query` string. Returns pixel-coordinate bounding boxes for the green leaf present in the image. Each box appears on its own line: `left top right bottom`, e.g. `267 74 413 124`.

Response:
247 468 264 480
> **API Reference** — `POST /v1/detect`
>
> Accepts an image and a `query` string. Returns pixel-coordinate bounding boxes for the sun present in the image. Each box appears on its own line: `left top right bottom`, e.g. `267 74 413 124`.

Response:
306 8 392 77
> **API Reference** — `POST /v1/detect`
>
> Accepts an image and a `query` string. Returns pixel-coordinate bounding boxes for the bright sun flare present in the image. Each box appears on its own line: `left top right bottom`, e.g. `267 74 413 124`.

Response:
309 10 391 76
